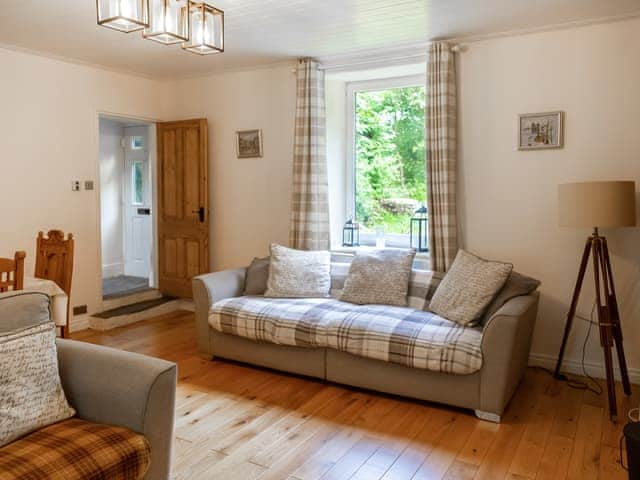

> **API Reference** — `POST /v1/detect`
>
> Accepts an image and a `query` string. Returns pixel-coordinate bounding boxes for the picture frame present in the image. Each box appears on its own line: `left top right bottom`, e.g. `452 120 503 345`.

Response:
518 111 564 150
235 129 263 158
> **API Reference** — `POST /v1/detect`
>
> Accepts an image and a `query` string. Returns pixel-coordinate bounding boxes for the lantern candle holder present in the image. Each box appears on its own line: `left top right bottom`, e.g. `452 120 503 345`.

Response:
342 219 360 247
410 206 429 252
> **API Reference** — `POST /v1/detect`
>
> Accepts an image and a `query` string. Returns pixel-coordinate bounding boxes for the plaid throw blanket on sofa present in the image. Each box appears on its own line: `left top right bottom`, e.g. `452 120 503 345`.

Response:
0 418 150 480
209 297 483 375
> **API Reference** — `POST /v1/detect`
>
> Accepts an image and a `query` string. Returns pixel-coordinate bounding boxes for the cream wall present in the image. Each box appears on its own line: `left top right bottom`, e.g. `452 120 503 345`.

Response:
458 17 640 379
163 65 297 271
0 47 166 326
326 78 347 248
99 118 125 278
2 16 639 383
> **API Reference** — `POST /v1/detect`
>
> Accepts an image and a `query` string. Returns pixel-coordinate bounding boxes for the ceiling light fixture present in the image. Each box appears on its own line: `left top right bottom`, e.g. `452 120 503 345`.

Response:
96 0 149 33
97 0 224 55
143 0 189 45
182 2 224 55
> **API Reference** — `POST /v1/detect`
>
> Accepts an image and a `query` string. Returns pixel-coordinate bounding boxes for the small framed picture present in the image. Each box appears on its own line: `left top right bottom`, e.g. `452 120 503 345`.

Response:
235 129 263 158
518 111 564 150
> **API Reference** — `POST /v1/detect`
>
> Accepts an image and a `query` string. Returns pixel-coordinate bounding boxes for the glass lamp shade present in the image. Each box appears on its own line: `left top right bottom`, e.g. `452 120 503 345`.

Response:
182 2 224 55
97 0 149 33
143 0 189 45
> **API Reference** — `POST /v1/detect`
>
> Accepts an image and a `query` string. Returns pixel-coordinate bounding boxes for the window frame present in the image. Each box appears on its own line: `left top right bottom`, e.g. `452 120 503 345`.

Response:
132 160 144 206
345 74 426 248
131 135 145 150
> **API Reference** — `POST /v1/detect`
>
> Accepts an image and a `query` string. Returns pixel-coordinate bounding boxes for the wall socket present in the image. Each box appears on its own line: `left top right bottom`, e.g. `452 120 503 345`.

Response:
71 180 80 191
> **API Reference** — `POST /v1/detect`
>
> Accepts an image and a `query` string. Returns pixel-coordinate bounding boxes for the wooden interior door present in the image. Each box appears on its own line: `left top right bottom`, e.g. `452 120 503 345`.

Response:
157 119 209 298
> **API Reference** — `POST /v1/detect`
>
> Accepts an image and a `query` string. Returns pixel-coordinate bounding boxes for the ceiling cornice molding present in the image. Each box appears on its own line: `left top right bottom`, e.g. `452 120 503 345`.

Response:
0 40 298 83
164 59 298 82
318 10 640 72
1 10 638 81
318 42 427 73
0 42 159 82
446 9 640 45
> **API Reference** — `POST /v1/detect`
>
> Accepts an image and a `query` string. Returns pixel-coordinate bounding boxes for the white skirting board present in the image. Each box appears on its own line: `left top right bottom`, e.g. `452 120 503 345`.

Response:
102 263 124 278
529 352 640 385
69 314 90 333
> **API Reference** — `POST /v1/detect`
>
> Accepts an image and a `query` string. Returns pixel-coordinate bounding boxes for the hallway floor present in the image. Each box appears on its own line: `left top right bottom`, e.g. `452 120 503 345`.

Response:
102 275 150 299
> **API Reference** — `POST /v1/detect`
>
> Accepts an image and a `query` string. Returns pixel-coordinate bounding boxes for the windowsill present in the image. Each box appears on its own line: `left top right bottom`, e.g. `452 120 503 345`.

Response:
333 245 429 255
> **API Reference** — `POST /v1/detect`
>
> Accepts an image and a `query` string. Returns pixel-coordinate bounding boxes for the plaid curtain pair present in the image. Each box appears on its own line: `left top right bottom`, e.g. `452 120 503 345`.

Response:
289 59 331 251
426 42 458 272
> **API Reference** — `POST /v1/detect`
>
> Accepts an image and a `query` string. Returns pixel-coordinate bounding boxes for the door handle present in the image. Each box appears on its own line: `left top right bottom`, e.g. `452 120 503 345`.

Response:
192 207 205 222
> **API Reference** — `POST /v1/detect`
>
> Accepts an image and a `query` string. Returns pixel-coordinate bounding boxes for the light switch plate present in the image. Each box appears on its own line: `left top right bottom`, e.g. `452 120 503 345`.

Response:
71 181 80 191
84 180 94 191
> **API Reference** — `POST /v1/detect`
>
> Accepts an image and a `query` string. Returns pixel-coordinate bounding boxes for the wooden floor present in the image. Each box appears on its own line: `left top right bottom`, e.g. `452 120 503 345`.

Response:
73 310 637 480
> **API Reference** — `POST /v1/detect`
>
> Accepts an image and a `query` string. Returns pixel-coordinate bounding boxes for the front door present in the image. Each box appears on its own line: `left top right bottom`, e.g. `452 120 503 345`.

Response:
124 127 152 280
157 119 209 298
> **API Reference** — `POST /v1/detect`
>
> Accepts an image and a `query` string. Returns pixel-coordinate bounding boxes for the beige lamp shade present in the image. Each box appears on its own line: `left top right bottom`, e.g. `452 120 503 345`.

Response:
559 181 637 228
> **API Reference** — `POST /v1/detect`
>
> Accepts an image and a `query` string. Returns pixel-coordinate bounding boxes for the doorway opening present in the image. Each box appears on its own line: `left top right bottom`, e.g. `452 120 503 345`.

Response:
98 115 157 300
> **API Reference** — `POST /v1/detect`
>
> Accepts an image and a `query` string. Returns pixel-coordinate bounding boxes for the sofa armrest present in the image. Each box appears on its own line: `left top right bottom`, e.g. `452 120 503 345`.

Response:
192 268 246 358
56 339 177 480
478 292 540 418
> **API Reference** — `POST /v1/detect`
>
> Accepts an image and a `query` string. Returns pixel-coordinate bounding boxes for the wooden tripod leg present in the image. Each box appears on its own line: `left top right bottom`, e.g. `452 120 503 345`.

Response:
601 330 618 421
593 239 618 421
554 236 593 378
602 238 632 395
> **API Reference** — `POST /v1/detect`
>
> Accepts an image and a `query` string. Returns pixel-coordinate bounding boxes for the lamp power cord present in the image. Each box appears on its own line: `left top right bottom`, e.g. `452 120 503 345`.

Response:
547 302 603 395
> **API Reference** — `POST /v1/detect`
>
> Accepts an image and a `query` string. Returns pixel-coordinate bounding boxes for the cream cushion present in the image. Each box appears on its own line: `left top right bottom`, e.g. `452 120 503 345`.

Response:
339 249 416 307
0 322 75 447
429 250 513 326
264 244 331 298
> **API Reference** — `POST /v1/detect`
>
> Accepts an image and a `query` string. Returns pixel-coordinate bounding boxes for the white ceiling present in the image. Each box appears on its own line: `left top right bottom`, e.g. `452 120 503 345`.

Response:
1 0 639 80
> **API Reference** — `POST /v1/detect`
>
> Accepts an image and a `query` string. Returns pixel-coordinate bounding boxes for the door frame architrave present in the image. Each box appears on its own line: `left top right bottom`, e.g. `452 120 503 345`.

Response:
94 110 161 313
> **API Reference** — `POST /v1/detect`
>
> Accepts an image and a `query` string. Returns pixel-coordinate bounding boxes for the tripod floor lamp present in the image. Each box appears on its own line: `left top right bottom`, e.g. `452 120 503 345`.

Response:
555 181 636 421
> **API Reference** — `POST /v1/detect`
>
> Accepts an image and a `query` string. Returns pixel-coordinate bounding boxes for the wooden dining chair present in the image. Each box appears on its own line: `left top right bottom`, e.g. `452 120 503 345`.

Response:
35 230 74 337
0 251 26 292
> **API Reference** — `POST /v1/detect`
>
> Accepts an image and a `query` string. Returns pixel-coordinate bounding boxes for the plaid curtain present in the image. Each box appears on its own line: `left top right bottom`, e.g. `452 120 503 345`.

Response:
289 59 330 250
426 42 458 272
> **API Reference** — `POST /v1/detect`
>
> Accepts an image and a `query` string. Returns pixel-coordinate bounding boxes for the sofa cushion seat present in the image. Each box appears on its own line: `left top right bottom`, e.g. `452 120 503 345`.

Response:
0 418 151 480
209 296 483 375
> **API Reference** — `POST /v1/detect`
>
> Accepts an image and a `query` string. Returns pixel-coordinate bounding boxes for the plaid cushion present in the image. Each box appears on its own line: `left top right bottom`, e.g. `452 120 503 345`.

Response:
329 258 443 311
209 297 483 375
0 418 150 480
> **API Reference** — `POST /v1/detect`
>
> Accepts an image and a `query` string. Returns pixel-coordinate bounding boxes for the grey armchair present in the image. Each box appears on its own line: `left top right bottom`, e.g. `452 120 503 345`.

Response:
0 291 177 480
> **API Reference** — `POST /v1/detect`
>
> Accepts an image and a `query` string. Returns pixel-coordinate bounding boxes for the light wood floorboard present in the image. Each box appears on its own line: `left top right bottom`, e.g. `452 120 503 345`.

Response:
72 310 637 480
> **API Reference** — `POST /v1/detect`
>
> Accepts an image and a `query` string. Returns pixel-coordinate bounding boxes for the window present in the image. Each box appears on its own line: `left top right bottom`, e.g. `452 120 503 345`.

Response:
132 161 144 205
131 136 145 150
347 76 426 248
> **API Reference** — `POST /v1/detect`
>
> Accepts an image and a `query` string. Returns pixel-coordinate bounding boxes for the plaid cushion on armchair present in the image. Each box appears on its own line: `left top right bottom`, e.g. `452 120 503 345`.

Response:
0 418 151 480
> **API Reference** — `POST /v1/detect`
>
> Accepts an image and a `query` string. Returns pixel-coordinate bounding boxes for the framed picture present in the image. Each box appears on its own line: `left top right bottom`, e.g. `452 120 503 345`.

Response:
518 111 564 150
236 129 263 158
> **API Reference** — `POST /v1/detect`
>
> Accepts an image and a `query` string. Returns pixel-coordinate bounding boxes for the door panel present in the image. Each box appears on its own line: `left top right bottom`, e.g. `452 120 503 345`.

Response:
157 119 209 298
124 127 152 279
162 129 180 219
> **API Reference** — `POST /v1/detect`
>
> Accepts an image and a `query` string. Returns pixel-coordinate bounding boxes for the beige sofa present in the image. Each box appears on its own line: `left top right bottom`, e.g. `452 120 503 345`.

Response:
193 266 539 423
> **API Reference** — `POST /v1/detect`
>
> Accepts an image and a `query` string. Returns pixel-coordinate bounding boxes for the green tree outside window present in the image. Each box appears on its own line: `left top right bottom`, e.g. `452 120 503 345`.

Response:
355 86 426 234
